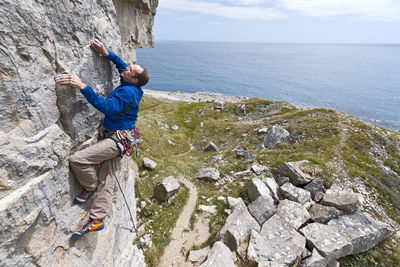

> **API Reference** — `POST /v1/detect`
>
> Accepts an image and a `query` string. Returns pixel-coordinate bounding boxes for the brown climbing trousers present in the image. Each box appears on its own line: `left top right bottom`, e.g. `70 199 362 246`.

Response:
69 136 121 220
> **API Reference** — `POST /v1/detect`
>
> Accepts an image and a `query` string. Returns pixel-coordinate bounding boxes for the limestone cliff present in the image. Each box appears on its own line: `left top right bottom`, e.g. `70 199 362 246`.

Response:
0 0 158 265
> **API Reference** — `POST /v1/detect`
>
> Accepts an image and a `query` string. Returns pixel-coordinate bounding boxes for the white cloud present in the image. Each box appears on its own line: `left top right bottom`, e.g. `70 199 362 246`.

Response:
159 0 287 20
278 0 400 20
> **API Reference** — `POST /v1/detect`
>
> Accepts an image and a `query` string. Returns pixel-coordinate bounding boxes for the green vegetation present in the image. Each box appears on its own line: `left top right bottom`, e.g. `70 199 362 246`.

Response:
134 95 400 266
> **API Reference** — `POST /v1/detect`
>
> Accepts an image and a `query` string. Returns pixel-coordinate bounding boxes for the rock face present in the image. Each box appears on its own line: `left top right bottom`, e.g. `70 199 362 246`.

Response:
0 0 157 265
281 182 312 204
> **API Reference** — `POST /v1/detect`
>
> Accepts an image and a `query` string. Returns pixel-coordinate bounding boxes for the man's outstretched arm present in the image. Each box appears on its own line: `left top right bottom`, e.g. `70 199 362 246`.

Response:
90 39 127 74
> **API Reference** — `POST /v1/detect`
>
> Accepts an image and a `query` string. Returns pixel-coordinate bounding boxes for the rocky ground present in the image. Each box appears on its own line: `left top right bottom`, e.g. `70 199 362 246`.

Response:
133 90 400 266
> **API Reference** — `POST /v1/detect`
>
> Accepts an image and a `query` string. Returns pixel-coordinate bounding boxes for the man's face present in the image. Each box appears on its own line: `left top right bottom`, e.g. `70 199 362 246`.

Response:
120 65 143 83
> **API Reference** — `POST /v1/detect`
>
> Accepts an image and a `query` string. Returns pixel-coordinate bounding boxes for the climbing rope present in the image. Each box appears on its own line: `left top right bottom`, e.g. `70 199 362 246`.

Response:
114 174 138 234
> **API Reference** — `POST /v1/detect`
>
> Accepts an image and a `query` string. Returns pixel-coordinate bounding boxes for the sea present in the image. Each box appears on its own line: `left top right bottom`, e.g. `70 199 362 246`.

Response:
136 41 400 131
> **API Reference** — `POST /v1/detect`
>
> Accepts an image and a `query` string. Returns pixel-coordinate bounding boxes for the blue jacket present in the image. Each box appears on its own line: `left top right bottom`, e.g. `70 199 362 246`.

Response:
81 51 143 130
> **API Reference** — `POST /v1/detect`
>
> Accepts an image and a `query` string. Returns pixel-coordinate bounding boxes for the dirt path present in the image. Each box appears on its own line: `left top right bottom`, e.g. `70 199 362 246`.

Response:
158 178 210 267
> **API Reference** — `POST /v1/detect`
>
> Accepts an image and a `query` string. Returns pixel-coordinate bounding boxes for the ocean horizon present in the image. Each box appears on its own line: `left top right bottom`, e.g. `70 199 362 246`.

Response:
136 41 400 131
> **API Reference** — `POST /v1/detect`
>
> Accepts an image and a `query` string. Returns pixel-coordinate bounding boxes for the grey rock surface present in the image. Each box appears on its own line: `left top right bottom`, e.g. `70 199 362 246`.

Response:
217 198 260 251
196 167 221 182
276 161 313 185
204 141 219 152
264 177 279 202
199 205 217 214
309 203 341 224
248 177 273 202
275 176 290 186
262 125 290 149
299 248 328 267
248 214 306 265
277 199 310 229
236 149 256 160
321 185 361 213
300 211 393 262
281 182 312 204
188 247 210 264
199 241 235 267
0 0 157 265
142 157 157 170
303 178 326 198
248 195 277 225
251 163 269 175
154 176 180 202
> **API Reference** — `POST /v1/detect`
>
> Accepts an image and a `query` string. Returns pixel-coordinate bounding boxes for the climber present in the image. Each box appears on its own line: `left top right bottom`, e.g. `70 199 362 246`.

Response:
55 39 149 239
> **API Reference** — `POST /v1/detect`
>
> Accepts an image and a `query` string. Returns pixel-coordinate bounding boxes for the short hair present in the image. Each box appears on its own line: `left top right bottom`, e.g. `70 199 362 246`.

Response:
136 65 149 87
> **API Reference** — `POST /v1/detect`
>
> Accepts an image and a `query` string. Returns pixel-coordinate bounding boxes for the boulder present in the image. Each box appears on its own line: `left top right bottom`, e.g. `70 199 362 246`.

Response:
276 161 312 185
248 215 306 265
217 198 260 251
262 125 290 149
299 248 328 267
309 204 341 224
251 164 269 175
213 101 225 110
142 157 157 170
197 168 220 182
188 247 210 264
154 176 180 202
276 200 310 229
303 178 326 198
314 191 325 202
248 195 276 225
275 176 290 186
199 241 234 267
300 212 393 262
321 185 361 213
281 182 311 204
263 177 279 202
199 205 217 214
204 141 219 152
236 150 256 160
248 178 273 202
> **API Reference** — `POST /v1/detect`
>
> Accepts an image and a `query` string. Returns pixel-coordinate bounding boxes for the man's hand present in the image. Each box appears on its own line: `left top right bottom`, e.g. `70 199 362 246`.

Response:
90 39 108 57
55 73 86 90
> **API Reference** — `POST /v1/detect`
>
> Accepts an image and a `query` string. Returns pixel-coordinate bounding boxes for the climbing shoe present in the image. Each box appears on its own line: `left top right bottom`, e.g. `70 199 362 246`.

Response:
71 219 104 239
73 189 95 204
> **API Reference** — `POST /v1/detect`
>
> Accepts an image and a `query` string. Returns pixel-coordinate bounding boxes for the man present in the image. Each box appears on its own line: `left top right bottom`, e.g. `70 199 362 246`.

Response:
55 39 149 238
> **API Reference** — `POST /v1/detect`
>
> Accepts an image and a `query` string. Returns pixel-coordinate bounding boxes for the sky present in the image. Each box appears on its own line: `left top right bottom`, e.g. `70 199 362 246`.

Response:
154 0 400 43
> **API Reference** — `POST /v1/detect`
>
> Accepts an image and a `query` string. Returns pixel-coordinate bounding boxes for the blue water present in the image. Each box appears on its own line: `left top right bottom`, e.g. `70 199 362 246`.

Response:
136 41 400 131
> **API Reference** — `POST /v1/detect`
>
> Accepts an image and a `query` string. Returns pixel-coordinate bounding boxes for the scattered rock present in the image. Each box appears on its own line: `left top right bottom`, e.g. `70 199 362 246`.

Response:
299 248 328 267
276 199 310 229
303 178 326 198
199 241 234 267
314 191 325 202
321 184 361 213
300 211 393 262
217 198 260 251
275 176 290 186
167 139 175 145
236 150 256 160
262 125 290 149
142 157 157 170
248 195 277 225
309 204 341 224
227 196 241 208
188 247 211 264
276 161 312 185
251 164 269 175
153 176 180 202
157 120 169 130
197 168 221 182
204 141 219 152
248 178 273 202
217 196 225 201
257 126 269 133
263 177 279 202
248 214 306 266
281 182 312 204
200 122 204 127
171 125 179 131
213 101 225 110
199 205 217 214
211 154 222 161
233 169 252 177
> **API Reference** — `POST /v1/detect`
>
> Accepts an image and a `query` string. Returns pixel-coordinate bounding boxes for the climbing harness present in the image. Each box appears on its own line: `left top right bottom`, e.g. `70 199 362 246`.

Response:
115 128 141 158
